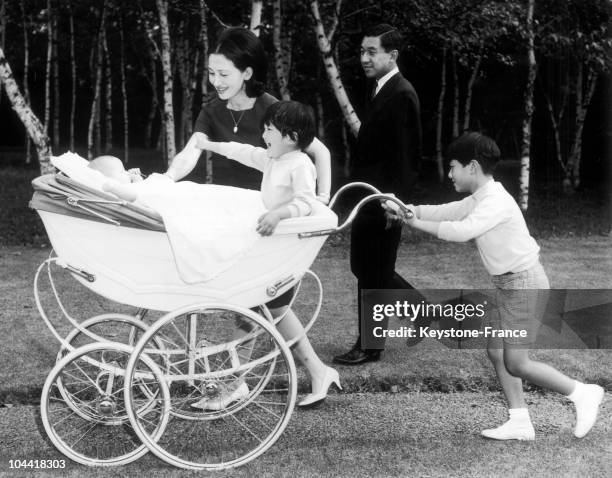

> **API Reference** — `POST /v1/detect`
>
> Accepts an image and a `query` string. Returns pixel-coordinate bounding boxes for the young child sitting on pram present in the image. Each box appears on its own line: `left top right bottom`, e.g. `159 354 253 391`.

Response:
193 100 318 236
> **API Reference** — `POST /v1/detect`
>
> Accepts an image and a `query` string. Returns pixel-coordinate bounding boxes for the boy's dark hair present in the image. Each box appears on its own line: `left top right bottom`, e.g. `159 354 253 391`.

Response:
364 24 403 53
263 101 315 150
446 132 501 174
215 27 267 97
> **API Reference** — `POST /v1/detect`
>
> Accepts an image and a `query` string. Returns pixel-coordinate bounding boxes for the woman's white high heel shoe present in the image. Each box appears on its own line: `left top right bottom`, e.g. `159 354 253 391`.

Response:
297 367 342 408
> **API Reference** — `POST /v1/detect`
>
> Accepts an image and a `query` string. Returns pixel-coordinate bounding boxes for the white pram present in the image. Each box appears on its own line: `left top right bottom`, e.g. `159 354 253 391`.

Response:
30 169 408 470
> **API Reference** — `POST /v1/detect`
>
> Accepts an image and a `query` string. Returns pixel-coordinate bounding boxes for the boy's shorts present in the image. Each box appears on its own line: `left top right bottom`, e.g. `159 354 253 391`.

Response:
490 261 550 346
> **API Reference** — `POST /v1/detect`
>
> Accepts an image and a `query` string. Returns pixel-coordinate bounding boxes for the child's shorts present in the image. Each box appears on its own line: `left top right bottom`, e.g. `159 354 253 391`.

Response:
490 261 550 346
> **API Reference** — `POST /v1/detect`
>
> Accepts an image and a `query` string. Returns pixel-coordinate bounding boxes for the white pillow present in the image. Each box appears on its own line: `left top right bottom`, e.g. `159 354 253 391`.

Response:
51 152 109 192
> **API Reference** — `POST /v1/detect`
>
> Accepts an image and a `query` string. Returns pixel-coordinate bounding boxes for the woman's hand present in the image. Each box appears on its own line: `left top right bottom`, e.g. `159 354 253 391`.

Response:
256 211 282 236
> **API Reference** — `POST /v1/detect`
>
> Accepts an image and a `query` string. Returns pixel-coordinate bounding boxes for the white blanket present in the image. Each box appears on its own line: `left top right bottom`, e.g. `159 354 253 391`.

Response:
51 153 266 284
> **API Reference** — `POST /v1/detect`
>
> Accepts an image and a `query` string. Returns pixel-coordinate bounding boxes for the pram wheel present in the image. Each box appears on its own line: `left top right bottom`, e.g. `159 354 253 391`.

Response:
57 313 150 360
41 342 170 466
124 304 297 470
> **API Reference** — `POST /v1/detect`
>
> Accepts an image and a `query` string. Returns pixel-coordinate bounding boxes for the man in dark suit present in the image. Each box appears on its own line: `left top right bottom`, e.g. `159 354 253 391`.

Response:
334 24 422 365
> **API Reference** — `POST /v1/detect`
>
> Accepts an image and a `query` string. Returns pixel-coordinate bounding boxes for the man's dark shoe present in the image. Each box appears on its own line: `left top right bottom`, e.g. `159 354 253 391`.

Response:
333 347 381 365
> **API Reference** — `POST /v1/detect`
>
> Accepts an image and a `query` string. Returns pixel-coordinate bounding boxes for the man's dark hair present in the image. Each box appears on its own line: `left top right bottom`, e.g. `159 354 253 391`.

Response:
263 101 315 150
446 132 501 174
215 27 267 97
364 23 403 53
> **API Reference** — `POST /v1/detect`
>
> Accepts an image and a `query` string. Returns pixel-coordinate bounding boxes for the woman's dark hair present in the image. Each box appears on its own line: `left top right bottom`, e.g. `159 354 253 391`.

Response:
446 132 501 174
263 101 315 150
214 27 267 97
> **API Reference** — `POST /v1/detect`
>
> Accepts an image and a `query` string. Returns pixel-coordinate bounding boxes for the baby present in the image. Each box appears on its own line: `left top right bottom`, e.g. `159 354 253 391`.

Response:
88 155 147 202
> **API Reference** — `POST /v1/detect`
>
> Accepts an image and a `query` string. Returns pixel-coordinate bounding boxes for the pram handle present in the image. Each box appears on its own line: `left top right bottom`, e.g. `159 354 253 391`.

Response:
299 182 413 238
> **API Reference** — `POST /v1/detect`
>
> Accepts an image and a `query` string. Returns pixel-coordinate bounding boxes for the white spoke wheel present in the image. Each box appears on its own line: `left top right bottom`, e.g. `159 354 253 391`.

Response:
55 314 164 422
124 304 297 470
41 342 170 467
57 314 151 360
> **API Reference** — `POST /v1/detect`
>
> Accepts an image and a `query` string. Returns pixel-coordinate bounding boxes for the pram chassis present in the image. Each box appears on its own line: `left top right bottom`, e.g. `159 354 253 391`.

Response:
31 177 409 470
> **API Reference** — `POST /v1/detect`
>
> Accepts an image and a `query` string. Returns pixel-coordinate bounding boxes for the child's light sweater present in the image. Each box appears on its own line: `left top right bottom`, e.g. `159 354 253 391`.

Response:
214 142 317 217
415 180 540 275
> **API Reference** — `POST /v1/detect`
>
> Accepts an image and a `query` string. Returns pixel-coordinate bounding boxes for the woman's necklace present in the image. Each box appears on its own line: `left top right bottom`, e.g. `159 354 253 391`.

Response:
228 109 247 134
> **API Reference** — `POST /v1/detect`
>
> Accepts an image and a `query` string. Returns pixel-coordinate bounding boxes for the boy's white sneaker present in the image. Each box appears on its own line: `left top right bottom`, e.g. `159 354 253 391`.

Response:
481 420 535 441
572 384 604 438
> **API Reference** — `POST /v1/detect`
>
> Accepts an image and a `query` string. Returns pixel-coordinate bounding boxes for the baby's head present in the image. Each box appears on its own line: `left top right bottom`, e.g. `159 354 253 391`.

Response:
88 155 131 184
261 101 315 158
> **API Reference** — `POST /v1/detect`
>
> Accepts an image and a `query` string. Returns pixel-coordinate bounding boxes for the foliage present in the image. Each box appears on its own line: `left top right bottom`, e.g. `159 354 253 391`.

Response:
0 0 610 188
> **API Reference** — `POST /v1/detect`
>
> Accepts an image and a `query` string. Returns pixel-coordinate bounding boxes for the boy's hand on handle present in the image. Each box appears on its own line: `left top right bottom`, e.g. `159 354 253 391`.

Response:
381 197 415 229
257 211 282 236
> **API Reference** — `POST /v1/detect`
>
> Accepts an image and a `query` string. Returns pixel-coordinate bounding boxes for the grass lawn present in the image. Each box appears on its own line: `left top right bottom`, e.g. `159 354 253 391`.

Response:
1 392 610 477
1 234 611 405
0 161 610 476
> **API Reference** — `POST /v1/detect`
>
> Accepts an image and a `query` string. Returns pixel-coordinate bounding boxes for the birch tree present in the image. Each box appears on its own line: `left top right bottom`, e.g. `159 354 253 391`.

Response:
199 0 212 184
518 0 536 211
0 47 53 174
250 0 263 36
87 2 106 159
43 0 52 137
435 47 447 182
51 7 59 149
273 0 291 100
119 13 128 163
537 0 611 193
103 27 113 152
68 0 76 151
20 0 32 163
156 0 176 163
309 0 360 136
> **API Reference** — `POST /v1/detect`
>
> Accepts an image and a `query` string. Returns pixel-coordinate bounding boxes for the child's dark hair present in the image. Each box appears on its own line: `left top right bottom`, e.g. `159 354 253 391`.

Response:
364 23 403 53
446 132 501 174
214 27 267 97
263 101 315 150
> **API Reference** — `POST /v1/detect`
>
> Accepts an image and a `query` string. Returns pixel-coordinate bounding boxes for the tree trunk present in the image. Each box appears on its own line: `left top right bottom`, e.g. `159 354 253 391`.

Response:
69 1 76 151
0 47 53 174
175 24 186 150
451 47 459 139
199 0 209 100
144 52 158 149
0 0 5 50
198 0 212 184
435 46 447 183
119 13 129 163
20 0 32 164
87 3 106 160
310 0 360 136
156 0 176 165
250 0 263 37
273 0 291 100
52 10 60 150
518 0 537 211
565 65 598 191
44 0 52 137
315 90 325 140
103 28 112 153
541 85 567 176
341 122 351 178
463 42 483 133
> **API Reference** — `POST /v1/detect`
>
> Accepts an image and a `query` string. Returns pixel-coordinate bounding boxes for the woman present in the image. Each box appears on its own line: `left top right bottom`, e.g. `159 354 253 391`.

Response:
165 27 339 409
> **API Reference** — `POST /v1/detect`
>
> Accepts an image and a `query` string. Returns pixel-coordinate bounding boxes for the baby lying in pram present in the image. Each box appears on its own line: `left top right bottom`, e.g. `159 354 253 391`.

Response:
77 155 266 283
